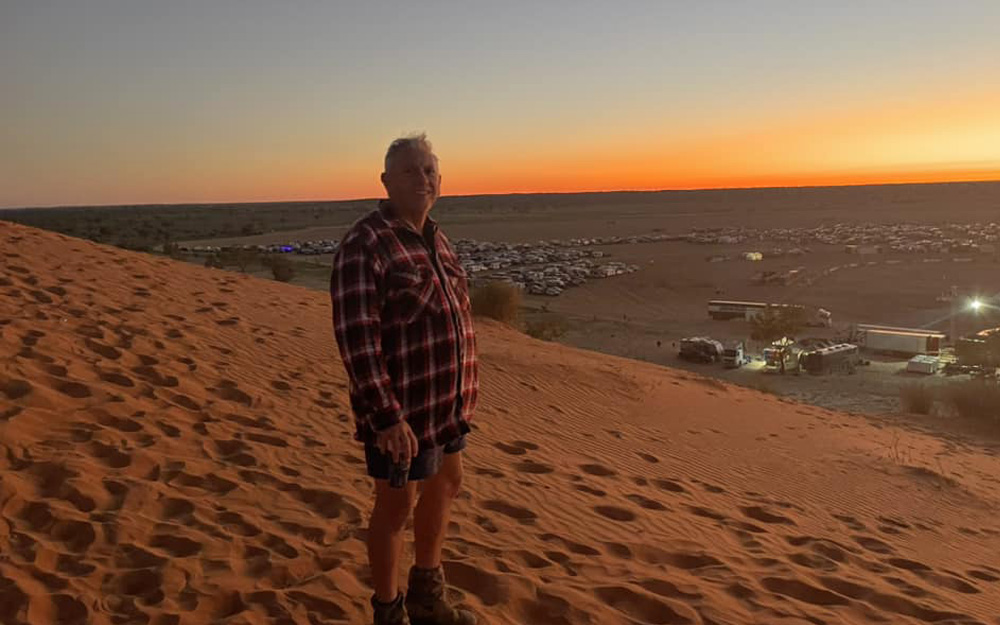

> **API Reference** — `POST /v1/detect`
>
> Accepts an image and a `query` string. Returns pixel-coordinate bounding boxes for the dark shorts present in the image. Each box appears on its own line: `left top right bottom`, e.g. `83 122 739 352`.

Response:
364 435 467 481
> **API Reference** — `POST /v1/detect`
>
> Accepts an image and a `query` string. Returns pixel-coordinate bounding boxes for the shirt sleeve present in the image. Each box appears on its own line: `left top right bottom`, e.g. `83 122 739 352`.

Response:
330 226 402 431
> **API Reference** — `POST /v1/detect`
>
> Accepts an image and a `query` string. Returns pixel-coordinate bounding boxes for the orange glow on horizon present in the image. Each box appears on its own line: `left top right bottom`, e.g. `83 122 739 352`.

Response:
4 84 998 208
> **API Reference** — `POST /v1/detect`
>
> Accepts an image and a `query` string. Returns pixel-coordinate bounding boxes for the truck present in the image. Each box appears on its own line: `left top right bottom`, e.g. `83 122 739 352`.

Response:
852 324 944 356
679 337 724 363
800 343 861 375
722 341 749 368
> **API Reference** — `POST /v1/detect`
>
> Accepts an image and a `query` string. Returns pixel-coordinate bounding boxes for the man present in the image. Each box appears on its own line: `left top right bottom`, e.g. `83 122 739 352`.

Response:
330 134 478 625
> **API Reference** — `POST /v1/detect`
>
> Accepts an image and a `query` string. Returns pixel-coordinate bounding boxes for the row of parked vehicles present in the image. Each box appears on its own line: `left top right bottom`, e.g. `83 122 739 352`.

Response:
678 336 864 375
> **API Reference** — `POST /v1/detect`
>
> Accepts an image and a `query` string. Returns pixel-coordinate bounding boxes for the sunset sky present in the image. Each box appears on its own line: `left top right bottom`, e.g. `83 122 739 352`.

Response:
2 1 999 208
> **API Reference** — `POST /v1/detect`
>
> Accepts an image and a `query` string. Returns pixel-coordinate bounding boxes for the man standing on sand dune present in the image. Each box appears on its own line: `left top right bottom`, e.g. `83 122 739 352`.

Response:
330 134 479 625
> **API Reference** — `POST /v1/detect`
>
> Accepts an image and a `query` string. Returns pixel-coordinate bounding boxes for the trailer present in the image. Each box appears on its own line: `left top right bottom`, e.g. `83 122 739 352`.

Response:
708 300 767 321
800 343 860 375
679 337 724 363
708 300 832 326
853 326 944 356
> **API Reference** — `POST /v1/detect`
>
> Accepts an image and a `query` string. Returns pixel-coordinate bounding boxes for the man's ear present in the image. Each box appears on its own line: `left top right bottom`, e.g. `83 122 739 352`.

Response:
380 171 388 190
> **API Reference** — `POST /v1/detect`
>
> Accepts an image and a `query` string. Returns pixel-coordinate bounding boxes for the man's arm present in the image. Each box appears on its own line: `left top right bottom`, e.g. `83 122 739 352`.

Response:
330 226 402 432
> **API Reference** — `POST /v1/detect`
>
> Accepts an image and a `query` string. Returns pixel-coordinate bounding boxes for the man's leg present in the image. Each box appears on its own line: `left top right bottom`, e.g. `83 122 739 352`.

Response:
413 450 463 568
406 449 475 624
369 480 419 602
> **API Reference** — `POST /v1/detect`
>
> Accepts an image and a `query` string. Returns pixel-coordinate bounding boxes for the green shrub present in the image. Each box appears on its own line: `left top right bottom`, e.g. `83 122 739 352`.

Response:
900 383 935 415
470 281 521 324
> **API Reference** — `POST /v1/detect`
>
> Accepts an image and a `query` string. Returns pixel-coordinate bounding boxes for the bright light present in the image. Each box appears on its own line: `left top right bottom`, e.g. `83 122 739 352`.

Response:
969 299 983 311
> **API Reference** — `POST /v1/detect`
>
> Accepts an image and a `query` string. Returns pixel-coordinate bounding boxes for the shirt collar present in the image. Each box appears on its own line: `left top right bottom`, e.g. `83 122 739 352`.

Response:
378 199 438 237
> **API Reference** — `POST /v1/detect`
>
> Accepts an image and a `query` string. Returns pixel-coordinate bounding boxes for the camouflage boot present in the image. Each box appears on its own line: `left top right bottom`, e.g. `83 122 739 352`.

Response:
404 566 477 625
372 593 410 625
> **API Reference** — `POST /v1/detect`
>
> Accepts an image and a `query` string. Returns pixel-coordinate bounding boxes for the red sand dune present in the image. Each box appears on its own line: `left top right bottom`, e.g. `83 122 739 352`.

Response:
1 220 999 625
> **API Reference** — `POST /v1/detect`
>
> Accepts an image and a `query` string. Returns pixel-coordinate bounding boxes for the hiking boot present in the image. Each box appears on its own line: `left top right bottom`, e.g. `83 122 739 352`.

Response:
372 592 410 625
405 566 477 625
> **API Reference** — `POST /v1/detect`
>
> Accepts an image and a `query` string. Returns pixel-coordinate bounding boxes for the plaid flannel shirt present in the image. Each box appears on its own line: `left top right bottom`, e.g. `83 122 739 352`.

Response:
330 201 478 449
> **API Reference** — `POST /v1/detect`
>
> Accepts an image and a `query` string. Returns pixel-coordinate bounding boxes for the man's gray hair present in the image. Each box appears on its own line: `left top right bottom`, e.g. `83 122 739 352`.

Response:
384 133 434 172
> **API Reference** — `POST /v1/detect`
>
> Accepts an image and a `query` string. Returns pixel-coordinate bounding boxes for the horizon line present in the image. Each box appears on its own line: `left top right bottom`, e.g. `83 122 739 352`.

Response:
3 176 999 212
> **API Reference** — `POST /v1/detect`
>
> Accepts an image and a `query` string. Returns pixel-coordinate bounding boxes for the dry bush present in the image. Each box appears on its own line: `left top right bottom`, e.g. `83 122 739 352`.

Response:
525 317 569 341
899 383 935 415
470 281 522 324
945 380 1000 424
263 255 296 282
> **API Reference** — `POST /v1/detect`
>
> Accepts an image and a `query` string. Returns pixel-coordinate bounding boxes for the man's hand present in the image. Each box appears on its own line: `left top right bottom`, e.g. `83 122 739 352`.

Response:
376 421 419 463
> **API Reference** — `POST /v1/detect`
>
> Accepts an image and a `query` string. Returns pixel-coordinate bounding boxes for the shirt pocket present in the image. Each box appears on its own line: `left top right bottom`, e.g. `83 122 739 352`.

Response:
387 265 441 324
442 259 471 311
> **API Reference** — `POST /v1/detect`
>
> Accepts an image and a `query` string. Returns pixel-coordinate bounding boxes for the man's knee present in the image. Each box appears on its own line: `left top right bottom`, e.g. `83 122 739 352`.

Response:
372 483 417 531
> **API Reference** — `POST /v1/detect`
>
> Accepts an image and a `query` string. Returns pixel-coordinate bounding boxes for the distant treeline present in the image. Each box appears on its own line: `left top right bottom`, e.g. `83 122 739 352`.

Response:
0 200 373 251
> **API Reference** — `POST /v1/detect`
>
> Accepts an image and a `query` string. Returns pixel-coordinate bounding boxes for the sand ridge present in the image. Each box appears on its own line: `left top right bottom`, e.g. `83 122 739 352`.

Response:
1 220 999 624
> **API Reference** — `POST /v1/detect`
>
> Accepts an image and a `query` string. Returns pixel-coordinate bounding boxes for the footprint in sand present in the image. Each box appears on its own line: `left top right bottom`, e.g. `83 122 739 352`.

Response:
687 506 727 521
539 533 601 556
967 569 1000 582
594 585 697 624
513 460 554 474
580 463 616 477
246 432 288 447
574 484 606 497
832 513 867 531
89 441 131 468
1 378 33 400
482 499 537 523
218 510 262 537
625 494 667 511
494 442 528 455
852 534 895 555
154 421 181 438
98 370 134 387
131 365 179 388
594 505 637 522
762 576 850 607
211 380 252 405
473 467 505 479
653 478 687 494
170 393 201 411
741 506 796 526
475 515 499 533
150 533 203 557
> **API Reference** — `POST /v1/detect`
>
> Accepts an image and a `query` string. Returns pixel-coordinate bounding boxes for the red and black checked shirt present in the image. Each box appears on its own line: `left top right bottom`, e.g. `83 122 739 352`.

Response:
330 201 478 449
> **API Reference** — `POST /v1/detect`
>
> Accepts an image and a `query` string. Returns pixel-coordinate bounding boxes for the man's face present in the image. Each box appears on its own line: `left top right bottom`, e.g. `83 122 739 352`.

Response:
381 146 441 214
